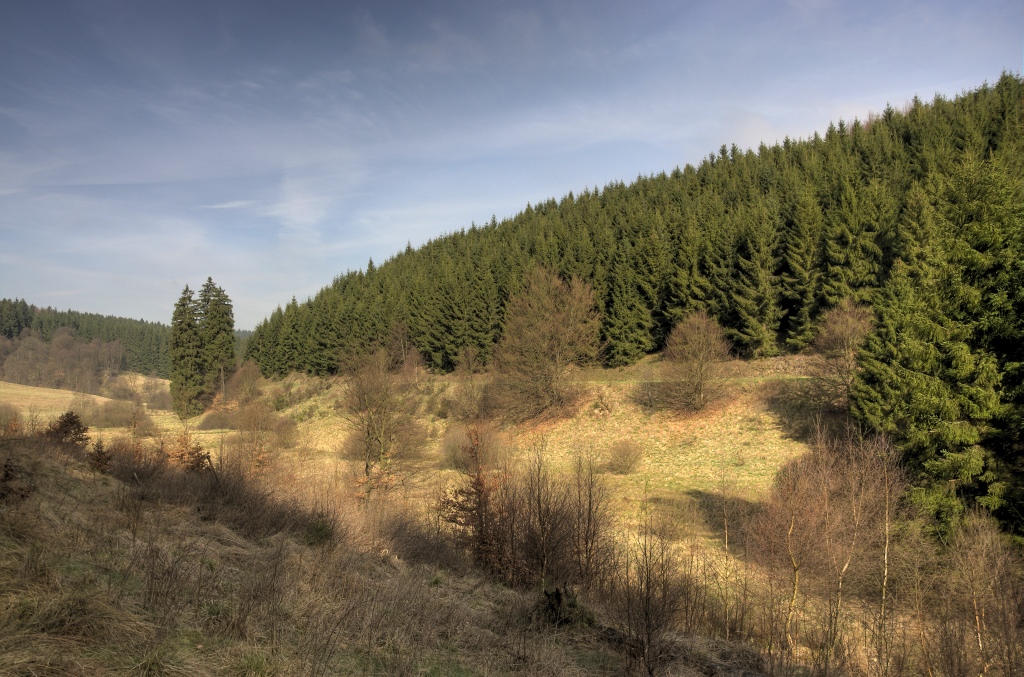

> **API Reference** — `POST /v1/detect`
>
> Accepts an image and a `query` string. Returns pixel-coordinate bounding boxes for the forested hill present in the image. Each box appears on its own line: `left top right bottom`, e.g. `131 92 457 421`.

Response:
246 74 1024 532
0 299 171 378
247 73 1023 377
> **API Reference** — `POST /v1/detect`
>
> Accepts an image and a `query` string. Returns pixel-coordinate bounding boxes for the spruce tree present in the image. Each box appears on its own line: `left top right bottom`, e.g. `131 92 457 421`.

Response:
602 240 654 367
169 285 204 418
198 277 235 402
852 258 1002 537
779 181 823 349
729 201 783 357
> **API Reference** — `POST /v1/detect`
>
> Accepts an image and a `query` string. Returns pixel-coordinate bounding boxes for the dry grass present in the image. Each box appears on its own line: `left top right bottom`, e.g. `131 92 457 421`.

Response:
0 380 111 418
0 435 637 675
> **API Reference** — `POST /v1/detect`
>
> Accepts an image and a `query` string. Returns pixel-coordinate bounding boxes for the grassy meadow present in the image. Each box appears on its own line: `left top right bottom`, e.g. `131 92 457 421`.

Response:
3 357 1018 676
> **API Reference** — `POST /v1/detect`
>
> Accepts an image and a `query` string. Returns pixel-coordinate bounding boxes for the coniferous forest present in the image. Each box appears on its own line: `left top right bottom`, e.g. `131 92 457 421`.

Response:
246 74 1024 533
0 298 172 385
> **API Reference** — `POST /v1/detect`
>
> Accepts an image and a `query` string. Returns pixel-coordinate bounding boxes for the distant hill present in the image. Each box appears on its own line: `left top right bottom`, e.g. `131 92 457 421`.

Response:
0 298 171 381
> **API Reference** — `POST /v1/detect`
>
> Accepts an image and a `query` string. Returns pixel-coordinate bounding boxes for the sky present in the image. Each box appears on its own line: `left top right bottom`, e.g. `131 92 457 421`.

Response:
1 1 1022 329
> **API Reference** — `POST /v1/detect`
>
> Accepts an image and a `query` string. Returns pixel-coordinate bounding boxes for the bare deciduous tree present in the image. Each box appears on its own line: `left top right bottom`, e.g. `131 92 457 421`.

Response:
811 298 874 408
343 351 425 493
489 267 601 421
660 311 731 411
610 501 685 676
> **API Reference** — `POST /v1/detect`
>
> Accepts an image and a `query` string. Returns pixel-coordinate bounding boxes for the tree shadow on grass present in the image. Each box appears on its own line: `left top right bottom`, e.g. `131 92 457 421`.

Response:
683 488 763 560
760 377 850 445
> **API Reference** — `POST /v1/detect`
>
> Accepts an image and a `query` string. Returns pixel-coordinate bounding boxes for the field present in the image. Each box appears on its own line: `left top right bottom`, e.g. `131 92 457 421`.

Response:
2 360 1018 676
0 358 814 508
0 380 112 417
0 360 812 675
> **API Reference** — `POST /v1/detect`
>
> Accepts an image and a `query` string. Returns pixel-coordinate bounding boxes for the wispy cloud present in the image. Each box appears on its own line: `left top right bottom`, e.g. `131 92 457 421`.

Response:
198 199 259 210
1 0 1020 328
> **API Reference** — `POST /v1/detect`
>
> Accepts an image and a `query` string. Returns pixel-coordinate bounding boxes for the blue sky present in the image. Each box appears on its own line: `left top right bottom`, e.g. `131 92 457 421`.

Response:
1 0 1021 329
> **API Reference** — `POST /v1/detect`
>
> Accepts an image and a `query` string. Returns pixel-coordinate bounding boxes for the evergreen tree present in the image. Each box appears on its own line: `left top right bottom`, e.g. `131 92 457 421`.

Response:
169 286 204 418
198 277 235 401
852 259 1002 537
602 241 654 367
779 181 823 349
729 201 783 357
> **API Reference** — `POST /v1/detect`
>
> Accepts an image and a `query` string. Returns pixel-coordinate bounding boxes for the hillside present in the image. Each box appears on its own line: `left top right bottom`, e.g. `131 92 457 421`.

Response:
0 360 810 675
4 356 1023 675
239 75 1024 534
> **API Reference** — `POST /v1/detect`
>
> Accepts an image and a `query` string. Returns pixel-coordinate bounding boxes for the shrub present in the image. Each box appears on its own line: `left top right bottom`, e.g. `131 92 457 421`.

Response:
44 411 89 448
488 267 600 422
811 298 874 408
72 398 157 436
226 361 263 405
197 409 236 431
168 431 211 472
144 386 173 411
89 439 111 473
343 351 426 492
0 402 21 436
68 393 99 423
603 439 643 475
660 311 731 411
440 423 508 472
274 416 298 449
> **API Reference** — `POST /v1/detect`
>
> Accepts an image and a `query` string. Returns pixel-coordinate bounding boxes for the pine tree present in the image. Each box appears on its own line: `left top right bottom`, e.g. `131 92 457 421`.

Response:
603 241 654 367
169 286 204 418
852 256 1002 537
729 201 783 357
198 277 235 402
779 181 823 349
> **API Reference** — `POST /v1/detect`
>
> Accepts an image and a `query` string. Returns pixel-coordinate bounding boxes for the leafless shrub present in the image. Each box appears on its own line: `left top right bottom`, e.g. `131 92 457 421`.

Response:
231 401 296 465
657 311 732 411
196 409 235 430
602 439 644 475
608 504 686 675
225 360 263 405
487 267 601 422
811 298 874 408
341 351 426 494
143 381 173 411
273 415 298 449
567 452 614 590
440 422 507 472
0 402 22 436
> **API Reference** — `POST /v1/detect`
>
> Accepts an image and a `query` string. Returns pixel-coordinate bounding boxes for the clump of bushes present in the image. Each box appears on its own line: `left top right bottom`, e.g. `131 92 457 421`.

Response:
0 402 21 436
439 423 508 472
602 439 643 475
226 361 263 405
197 409 237 431
70 394 156 436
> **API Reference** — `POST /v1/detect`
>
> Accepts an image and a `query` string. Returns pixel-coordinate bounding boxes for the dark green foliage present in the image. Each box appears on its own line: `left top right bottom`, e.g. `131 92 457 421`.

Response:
169 286 205 418
169 278 235 417
0 298 170 379
603 241 654 367
198 277 236 400
852 260 1001 537
44 411 89 448
243 74 1024 531
779 179 824 349
729 199 783 357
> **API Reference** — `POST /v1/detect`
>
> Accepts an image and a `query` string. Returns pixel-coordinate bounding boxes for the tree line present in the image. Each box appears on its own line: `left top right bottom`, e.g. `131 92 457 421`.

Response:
0 298 172 388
